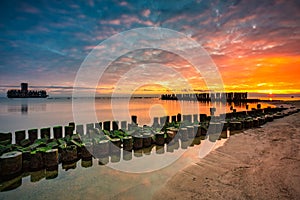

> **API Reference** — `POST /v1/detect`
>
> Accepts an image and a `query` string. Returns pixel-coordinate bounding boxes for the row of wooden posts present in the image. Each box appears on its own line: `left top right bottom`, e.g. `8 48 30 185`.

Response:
1 106 298 188
161 92 256 102
0 104 272 145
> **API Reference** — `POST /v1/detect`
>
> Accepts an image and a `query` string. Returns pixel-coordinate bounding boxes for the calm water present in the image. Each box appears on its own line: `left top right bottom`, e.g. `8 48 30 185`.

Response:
0 97 273 133
0 97 276 199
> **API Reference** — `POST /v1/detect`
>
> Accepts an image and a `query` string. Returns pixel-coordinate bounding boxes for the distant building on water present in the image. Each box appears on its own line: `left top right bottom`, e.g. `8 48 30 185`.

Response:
7 83 48 98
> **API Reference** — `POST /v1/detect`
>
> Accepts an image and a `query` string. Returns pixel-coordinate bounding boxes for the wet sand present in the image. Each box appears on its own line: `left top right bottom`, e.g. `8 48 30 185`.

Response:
154 101 300 200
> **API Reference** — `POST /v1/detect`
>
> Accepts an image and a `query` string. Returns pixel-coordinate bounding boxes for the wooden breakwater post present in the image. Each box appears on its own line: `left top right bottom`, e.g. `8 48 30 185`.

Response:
155 132 165 146
110 138 121 163
152 117 159 128
103 121 110 132
142 132 153 148
165 128 178 144
28 129 38 144
61 145 78 164
30 151 44 171
112 121 119 131
94 140 109 165
81 142 93 160
177 113 182 122
0 132 12 146
186 126 195 139
41 128 50 139
179 128 188 142
133 134 143 149
64 126 74 137
121 121 127 130
75 125 84 136
0 151 23 180
44 149 58 170
86 123 94 135
131 115 137 125
95 122 102 130
123 136 133 151
160 116 168 126
15 130 25 145
53 126 63 139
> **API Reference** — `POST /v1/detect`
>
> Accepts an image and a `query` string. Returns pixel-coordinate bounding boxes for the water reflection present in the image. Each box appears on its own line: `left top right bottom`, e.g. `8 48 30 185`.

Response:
0 133 222 192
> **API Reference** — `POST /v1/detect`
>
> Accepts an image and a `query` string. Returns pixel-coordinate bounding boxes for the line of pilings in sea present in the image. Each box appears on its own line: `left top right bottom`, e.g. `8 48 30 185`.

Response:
161 92 260 102
1 105 299 191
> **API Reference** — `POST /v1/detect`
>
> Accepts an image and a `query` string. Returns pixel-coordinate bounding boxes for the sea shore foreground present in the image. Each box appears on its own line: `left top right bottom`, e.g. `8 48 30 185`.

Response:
154 101 300 200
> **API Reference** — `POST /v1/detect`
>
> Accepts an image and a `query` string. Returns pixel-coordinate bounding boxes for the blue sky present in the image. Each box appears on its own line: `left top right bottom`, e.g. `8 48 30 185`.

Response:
1 0 300 96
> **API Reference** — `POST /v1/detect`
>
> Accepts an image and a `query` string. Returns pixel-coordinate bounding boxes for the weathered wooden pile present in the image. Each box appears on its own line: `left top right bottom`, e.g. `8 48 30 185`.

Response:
0 105 299 187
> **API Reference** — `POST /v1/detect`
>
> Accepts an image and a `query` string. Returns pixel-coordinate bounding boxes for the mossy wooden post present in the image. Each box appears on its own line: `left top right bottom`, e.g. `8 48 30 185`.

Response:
75 125 84 136
61 145 77 163
28 129 38 144
171 115 176 122
64 126 73 137
253 118 259 127
81 142 93 160
0 132 12 145
30 151 44 171
134 149 143 157
152 117 159 128
142 132 152 147
186 115 192 122
179 128 188 141
133 134 143 149
186 126 195 139
44 149 58 169
193 114 198 123
131 115 137 125
200 114 207 122
110 138 121 154
69 122 75 132
160 116 167 126
123 150 132 161
22 150 31 172
208 122 219 142
155 132 165 146
53 126 63 139
193 125 201 137
41 128 51 139
81 159 93 168
112 121 119 131
123 136 133 151
103 121 111 131
257 104 261 109
15 130 25 145
177 113 182 122
94 139 109 159
156 145 165 154
0 151 22 179
86 123 94 134
110 138 121 163
95 122 101 130
120 121 127 130
165 130 175 144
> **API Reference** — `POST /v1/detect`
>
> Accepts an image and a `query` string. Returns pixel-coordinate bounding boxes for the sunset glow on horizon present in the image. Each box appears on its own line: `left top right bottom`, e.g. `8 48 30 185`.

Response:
0 0 299 96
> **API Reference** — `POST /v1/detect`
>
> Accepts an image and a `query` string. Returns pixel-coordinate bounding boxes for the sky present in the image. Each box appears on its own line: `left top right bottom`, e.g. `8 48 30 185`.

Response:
0 0 300 97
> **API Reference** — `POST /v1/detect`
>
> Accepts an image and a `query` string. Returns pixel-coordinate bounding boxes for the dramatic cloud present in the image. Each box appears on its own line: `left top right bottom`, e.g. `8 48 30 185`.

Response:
0 0 299 96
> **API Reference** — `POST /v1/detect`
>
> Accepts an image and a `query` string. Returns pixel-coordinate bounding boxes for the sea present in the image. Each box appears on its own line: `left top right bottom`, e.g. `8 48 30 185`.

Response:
0 95 297 198
0 96 278 133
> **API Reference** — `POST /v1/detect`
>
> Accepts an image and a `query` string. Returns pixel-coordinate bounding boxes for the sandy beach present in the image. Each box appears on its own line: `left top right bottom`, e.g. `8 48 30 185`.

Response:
154 101 300 200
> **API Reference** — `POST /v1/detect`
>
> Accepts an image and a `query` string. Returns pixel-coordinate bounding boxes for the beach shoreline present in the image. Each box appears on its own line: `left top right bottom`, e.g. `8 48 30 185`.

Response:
154 101 300 200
